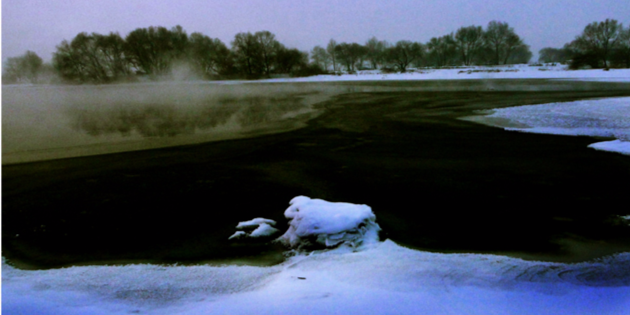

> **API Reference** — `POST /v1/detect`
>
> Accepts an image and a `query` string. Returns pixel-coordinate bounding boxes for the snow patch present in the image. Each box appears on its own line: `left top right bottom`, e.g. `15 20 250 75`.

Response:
249 223 279 238
277 196 380 249
229 217 279 239
482 97 630 156
588 140 630 155
228 231 247 240
236 218 277 229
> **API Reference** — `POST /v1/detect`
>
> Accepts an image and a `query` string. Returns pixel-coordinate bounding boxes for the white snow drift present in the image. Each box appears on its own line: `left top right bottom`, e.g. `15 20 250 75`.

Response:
477 97 630 155
277 196 381 249
3 241 630 315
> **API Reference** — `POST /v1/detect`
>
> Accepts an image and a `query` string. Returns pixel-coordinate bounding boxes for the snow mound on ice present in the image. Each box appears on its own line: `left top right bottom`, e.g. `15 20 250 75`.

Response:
277 196 380 249
229 217 279 239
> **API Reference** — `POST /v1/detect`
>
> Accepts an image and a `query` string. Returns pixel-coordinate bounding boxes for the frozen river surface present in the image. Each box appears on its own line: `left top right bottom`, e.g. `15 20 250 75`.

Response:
465 97 630 155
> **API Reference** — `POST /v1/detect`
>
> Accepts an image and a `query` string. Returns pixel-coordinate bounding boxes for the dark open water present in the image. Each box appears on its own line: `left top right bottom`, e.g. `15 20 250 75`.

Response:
3 79 630 269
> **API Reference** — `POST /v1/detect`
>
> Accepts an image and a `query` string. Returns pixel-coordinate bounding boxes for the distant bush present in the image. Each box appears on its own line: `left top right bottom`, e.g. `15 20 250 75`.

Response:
569 53 600 70
292 64 327 77
380 66 397 74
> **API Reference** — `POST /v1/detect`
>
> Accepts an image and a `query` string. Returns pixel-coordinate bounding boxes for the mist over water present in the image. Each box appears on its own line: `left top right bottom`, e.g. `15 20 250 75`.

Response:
4 79 627 164
2 82 334 164
67 96 305 138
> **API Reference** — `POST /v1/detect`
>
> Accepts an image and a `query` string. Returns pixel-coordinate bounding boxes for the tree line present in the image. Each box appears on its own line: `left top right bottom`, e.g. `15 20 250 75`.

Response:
312 21 531 73
538 19 630 69
50 26 320 83
4 20 533 84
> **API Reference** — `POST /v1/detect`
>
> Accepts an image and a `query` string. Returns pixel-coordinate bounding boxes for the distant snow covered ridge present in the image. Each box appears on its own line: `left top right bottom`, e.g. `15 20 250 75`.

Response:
3 242 630 315
277 196 381 249
484 97 630 156
256 64 630 83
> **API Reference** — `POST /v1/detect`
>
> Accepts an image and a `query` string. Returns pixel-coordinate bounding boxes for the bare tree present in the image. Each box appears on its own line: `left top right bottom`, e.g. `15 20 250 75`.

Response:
454 26 484 65
613 25 630 68
484 21 524 65
3 50 43 83
255 31 281 77
124 26 189 76
94 32 130 79
334 42 367 72
383 41 424 72
232 32 262 76
276 46 308 74
506 44 532 64
569 19 622 69
311 45 330 71
427 35 456 67
188 32 231 78
54 33 109 82
365 37 388 69
326 39 338 72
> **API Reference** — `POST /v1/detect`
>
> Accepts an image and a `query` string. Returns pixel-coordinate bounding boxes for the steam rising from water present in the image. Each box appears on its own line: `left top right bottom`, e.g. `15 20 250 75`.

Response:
5 79 628 164
67 96 305 138
2 82 331 164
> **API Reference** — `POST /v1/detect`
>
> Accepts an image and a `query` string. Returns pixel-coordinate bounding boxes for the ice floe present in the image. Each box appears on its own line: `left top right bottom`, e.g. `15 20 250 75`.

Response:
480 97 630 155
229 217 280 239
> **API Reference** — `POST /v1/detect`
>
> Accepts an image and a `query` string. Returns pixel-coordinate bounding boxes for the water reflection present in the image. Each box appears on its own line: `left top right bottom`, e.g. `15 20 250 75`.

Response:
6 79 615 164
2 83 330 164
67 96 306 138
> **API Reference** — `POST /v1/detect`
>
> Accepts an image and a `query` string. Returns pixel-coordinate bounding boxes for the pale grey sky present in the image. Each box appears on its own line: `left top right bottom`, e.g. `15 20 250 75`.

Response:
2 0 629 62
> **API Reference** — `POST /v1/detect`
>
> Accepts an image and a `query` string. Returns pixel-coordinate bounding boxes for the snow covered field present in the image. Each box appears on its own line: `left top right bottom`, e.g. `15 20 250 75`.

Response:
258 64 630 83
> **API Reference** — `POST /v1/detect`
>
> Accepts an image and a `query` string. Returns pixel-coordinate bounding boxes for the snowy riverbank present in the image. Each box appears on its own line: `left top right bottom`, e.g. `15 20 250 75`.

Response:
4 240 630 315
256 64 630 83
4 196 630 314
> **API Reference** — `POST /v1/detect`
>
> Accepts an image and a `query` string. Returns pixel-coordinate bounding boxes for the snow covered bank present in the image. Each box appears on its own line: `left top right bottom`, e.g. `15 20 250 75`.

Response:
256 64 630 83
4 195 629 314
474 97 630 156
3 241 630 315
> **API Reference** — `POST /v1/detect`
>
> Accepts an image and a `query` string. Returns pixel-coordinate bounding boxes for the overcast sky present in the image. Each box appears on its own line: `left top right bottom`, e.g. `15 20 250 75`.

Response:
2 0 630 62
